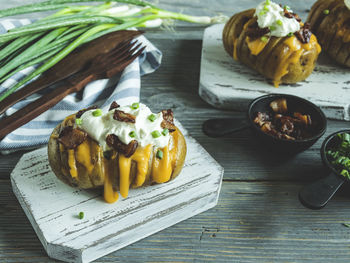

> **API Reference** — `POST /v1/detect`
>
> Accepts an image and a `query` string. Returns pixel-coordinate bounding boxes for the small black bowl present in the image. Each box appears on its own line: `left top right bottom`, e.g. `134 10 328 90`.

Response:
299 129 350 209
247 94 327 153
203 94 327 154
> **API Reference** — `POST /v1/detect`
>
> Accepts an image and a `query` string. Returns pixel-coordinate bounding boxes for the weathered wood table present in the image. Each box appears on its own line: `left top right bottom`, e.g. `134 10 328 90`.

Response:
1 0 350 262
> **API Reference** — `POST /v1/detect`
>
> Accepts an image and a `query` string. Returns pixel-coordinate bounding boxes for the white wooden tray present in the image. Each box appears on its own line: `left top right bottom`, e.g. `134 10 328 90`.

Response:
199 24 350 121
11 124 223 263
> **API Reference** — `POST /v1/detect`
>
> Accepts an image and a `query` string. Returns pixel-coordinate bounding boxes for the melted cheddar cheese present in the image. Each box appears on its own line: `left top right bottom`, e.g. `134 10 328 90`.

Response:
245 36 269 56
244 33 321 87
59 129 179 203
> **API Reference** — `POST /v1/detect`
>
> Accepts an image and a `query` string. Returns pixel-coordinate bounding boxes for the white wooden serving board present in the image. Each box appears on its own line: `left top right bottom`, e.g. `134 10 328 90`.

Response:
199 24 350 121
10 123 223 263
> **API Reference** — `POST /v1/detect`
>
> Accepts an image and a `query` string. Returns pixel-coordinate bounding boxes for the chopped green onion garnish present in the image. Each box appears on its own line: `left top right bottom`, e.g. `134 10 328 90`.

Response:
277 20 283 26
323 9 329 15
129 131 136 138
341 169 350 179
131 102 139 110
343 133 350 142
162 128 169 136
264 5 269 11
156 150 163 159
148 114 156 122
343 223 350 228
269 25 276 31
287 32 293 37
326 132 350 179
261 36 268 43
78 212 84 219
92 109 102 117
75 118 82 125
284 5 290 10
265 0 270 4
0 1 225 103
151 130 161 138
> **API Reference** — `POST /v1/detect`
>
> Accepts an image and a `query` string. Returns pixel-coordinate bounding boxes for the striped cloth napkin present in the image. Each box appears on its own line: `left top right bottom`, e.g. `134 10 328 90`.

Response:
0 19 162 154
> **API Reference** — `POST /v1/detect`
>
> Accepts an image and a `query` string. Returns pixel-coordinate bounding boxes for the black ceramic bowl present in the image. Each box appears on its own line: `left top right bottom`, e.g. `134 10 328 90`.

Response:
299 129 350 209
203 94 327 153
247 94 327 153
321 130 350 173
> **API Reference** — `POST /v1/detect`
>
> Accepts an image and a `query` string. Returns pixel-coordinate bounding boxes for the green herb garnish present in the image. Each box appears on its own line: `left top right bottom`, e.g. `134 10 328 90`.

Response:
263 5 269 11
131 102 139 109
151 130 161 138
129 131 136 138
326 132 350 180
284 5 290 10
265 0 271 4
269 25 276 31
261 36 268 42
162 128 169 136
148 114 156 122
343 223 350 228
92 109 102 117
276 20 283 26
75 118 82 125
78 211 84 219
323 9 330 15
341 169 350 179
287 32 293 37
156 149 163 159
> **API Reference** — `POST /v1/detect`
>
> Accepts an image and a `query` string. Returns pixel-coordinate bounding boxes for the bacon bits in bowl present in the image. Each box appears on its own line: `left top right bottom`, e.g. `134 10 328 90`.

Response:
248 94 327 153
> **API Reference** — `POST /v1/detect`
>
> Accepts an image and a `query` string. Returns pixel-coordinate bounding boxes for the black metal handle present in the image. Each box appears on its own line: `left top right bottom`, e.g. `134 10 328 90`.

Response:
299 173 344 209
202 118 250 138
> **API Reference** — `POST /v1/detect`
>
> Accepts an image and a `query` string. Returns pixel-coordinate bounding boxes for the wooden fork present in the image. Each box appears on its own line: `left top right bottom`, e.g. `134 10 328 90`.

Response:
0 40 146 140
0 30 143 116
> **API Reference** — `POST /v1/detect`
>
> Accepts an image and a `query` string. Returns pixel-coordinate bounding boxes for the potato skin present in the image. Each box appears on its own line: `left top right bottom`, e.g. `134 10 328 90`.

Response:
48 121 187 190
223 9 321 86
308 0 350 67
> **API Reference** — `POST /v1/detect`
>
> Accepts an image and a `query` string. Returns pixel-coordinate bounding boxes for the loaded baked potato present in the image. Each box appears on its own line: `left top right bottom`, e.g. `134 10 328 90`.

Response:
223 0 321 87
48 102 187 203
308 0 350 67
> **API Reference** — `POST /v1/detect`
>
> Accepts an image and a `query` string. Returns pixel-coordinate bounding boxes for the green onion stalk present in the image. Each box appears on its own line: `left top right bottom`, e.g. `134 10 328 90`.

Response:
0 0 227 102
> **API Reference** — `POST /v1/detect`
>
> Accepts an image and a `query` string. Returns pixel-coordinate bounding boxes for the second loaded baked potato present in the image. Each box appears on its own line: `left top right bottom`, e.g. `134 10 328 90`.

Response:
223 0 321 87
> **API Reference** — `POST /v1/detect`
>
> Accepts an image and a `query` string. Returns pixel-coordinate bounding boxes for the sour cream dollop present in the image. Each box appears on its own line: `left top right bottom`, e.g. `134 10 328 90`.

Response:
254 0 300 37
345 0 350 10
77 103 170 151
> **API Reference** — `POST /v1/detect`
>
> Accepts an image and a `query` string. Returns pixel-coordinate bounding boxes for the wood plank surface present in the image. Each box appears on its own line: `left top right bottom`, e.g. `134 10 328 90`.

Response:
1 0 350 262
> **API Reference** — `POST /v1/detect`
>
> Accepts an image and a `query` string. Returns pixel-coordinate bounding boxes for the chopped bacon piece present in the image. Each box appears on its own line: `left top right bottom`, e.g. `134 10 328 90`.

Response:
76 105 98 118
295 23 312 44
270 98 288 113
246 21 270 38
106 134 138 157
294 112 312 126
113 110 136 123
254 112 271 127
109 101 120 111
279 117 295 135
284 9 301 22
161 109 176 132
58 126 87 149
254 98 314 141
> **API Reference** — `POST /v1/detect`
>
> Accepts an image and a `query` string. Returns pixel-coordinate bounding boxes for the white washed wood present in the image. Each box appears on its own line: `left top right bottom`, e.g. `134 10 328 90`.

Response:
10 124 224 263
199 24 350 121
